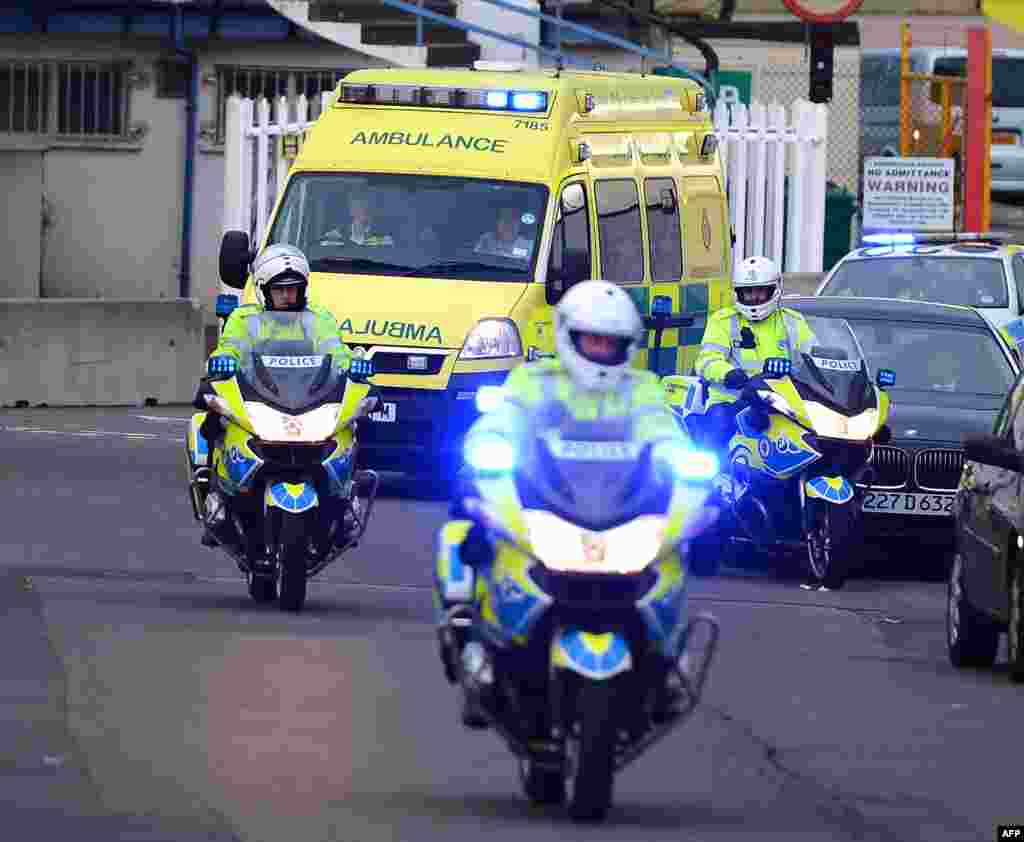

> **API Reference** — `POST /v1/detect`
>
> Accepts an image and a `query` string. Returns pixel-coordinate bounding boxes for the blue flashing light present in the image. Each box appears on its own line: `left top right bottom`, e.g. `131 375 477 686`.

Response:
486 90 509 108
215 293 239 318
877 368 896 388
652 295 673 316
660 444 719 482
464 434 516 473
763 357 792 378
862 233 916 246
475 385 505 414
207 355 238 379
511 91 546 111
348 357 375 380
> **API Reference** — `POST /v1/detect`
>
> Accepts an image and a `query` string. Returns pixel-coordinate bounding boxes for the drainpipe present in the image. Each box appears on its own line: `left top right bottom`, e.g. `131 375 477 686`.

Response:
171 0 197 300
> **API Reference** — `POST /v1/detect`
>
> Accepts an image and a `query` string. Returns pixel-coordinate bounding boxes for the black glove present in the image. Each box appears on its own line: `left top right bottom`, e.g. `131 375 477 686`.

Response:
723 368 750 390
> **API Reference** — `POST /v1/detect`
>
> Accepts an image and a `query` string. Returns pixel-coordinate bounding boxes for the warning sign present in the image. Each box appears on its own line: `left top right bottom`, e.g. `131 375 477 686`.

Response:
862 157 955 232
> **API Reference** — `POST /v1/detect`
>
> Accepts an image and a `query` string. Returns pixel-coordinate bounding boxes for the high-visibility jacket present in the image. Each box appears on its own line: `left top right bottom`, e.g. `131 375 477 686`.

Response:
211 304 352 370
694 306 815 409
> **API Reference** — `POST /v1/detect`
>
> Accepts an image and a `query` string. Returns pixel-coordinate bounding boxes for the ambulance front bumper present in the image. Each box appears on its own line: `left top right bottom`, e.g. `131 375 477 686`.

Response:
355 372 510 475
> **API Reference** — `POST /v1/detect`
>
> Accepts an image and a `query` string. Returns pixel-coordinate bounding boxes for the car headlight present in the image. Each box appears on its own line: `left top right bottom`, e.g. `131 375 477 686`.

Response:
805 403 878 441
464 433 516 472
459 318 522 360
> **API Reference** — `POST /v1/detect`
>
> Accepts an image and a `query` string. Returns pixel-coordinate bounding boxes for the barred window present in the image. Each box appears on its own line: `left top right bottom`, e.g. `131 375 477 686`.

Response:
0 59 129 138
215 65 352 144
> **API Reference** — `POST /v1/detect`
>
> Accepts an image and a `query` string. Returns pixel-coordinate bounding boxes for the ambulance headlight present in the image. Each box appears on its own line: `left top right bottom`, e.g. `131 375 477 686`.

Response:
459 319 523 360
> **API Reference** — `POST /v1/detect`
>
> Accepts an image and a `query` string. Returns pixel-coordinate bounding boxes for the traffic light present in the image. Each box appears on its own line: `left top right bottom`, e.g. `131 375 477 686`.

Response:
809 24 834 104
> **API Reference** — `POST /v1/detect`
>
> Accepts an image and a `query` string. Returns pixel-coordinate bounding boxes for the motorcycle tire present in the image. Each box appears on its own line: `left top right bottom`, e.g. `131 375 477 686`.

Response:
806 499 859 591
519 758 565 806
277 513 309 612
566 678 617 823
247 571 277 604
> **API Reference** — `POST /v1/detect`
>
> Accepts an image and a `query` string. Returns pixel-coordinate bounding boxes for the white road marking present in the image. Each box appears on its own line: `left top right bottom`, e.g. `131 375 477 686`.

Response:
136 415 191 424
1 425 177 442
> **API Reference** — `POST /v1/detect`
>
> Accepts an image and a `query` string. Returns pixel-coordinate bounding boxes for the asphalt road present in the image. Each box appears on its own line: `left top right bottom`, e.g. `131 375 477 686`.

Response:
2 407 1023 842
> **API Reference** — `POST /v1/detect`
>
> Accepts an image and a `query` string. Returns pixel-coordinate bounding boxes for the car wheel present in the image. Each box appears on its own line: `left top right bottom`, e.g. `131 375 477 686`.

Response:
947 551 999 669
1008 564 1024 683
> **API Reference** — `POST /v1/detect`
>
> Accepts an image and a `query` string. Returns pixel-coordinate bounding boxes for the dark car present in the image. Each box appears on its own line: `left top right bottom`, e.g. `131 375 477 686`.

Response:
786 296 1020 566
947 376 1024 683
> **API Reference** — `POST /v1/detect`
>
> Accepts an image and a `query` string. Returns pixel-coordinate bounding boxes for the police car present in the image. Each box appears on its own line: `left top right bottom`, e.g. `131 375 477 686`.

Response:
815 232 1024 357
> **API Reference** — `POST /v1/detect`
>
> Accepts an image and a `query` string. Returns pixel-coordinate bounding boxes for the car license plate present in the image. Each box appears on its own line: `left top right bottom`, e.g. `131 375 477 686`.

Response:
862 491 953 516
369 402 396 423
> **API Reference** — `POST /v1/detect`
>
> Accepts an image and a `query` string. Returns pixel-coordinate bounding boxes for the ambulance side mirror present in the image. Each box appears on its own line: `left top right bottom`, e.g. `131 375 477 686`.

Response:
219 230 252 290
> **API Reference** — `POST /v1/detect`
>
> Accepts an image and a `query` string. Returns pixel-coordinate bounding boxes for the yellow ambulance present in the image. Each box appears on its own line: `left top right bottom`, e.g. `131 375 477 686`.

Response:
218 65 733 475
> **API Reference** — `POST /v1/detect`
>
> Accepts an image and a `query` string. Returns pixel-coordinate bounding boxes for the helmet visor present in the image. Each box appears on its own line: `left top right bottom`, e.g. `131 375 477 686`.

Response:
569 330 632 366
736 284 777 307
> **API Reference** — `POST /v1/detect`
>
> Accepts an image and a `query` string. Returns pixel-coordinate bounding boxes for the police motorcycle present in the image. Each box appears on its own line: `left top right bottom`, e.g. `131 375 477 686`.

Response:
186 303 381 612
435 390 722 823
663 316 895 589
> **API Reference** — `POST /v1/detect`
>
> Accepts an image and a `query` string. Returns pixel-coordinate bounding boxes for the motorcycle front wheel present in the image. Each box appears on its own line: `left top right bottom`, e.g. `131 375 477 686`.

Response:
565 678 617 823
805 498 859 590
276 512 310 612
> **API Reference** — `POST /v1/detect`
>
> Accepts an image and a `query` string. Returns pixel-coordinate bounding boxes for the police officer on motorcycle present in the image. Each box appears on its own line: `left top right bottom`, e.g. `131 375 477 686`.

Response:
440 279 717 726
194 244 353 462
694 256 816 449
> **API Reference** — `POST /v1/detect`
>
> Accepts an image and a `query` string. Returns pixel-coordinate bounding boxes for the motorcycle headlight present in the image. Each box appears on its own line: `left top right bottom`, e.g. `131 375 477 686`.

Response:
244 402 340 442
522 509 666 575
459 318 522 360
804 403 878 441
464 433 516 472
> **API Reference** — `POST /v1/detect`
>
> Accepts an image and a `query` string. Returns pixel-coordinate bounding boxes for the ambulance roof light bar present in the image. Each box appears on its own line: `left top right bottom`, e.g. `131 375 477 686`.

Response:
338 83 548 113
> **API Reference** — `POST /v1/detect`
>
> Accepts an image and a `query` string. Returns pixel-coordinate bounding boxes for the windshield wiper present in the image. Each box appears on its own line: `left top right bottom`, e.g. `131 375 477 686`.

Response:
400 259 522 277
310 256 416 273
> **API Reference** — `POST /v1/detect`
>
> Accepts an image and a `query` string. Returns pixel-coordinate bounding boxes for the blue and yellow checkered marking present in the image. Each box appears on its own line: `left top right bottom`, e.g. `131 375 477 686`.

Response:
637 555 688 658
805 475 854 505
264 481 319 513
551 630 633 680
625 282 712 377
1003 319 1024 352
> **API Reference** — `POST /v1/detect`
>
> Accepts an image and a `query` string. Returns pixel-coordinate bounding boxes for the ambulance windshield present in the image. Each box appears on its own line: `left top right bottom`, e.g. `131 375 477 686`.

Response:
267 172 548 282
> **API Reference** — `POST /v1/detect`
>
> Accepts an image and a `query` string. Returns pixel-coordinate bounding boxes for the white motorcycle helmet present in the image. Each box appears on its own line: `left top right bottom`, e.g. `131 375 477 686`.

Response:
252 243 310 312
554 280 644 392
733 255 783 322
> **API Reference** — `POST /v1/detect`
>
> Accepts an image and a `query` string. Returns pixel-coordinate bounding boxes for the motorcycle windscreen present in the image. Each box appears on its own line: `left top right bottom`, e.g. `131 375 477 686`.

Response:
236 313 347 413
520 415 672 532
791 315 878 416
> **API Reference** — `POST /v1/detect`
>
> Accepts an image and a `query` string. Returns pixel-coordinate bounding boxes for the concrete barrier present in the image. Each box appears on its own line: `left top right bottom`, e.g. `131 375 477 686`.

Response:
0 299 206 406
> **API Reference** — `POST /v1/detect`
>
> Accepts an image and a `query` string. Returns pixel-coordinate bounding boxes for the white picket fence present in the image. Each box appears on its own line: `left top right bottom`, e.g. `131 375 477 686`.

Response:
222 92 829 282
714 98 829 274
222 91 336 255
